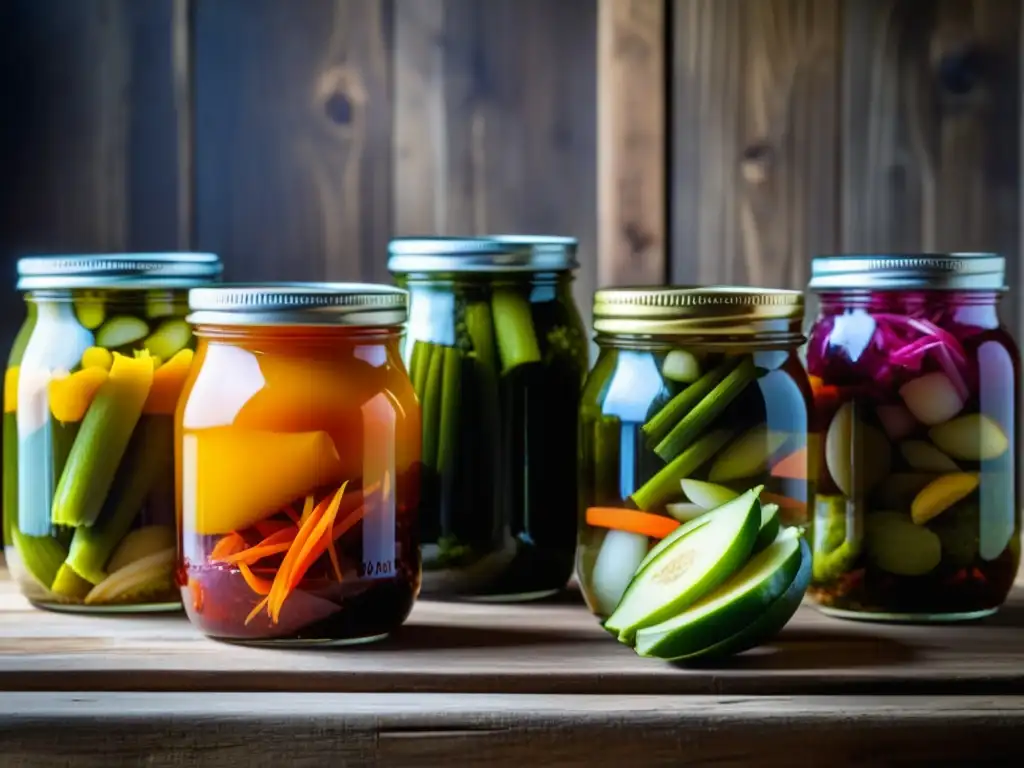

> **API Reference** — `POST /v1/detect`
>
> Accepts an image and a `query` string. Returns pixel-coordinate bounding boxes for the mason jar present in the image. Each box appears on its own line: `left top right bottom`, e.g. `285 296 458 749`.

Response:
805 253 1020 622
388 236 589 600
576 286 812 619
178 284 421 645
3 253 222 611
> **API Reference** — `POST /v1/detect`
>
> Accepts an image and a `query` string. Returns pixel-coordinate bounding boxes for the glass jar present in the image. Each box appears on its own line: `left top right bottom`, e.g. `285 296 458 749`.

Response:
388 236 589 600
576 286 812 619
805 253 1020 622
2 253 222 612
178 284 421 645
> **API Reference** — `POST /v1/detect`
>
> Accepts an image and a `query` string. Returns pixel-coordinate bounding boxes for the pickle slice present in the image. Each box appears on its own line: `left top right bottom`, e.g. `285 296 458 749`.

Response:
866 511 941 576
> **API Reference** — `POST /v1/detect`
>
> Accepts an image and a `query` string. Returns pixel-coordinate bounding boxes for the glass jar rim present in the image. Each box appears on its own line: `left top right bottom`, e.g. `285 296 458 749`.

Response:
808 253 1006 292
592 285 805 345
187 282 408 327
387 235 579 274
16 252 222 290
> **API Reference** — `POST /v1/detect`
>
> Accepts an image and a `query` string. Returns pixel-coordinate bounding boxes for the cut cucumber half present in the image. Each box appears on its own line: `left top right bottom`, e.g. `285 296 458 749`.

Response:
604 487 762 643
632 513 714 580
142 319 192 361
95 316 150 349
752 503 781 555
672 535 811 663
634 527 803 659
707 424 789 483
680 478 738 511
665 502 707 523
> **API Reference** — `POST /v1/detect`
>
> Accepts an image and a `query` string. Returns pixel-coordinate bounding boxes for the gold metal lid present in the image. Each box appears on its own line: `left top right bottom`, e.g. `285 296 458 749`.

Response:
592 286 805 345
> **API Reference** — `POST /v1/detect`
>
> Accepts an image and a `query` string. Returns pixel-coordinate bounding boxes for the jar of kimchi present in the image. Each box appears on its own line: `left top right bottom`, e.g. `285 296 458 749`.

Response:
177 284 421 645
806 253 1020 622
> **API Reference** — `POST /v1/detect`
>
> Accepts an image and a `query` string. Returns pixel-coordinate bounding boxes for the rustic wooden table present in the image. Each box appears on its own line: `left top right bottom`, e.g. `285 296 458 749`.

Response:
2 564 1024 767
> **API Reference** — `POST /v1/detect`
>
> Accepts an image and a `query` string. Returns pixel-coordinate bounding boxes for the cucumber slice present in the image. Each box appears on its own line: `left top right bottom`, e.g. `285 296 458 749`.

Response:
74 296 106 330
707 424 789 483
672 535 811 663
661 349 702 384
900 440 958 472
604 487 762 643
635 527 803 659
680 478 738 511
589 529 651 617
665 502 706 523
142 319 192 361
929 413 1009 462
753 503 780 555
95 316 150 349
825 402 891 495
633 513 715 578
866 511 941 576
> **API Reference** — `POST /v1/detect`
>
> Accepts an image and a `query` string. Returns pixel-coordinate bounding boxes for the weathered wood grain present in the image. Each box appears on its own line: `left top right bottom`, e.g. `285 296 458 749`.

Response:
842 0 1021 328
193 0 393 283
392 0 598 330
3 571 1024 696
3 692 1024 767
598 0 667 288
671 0 841 289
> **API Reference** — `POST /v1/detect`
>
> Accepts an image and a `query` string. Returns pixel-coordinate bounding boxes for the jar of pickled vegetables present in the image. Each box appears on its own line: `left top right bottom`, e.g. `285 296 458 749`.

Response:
576 286 812 619
178 284 420 644
388 236 589 600
806 253 1020 622
3 253 222 611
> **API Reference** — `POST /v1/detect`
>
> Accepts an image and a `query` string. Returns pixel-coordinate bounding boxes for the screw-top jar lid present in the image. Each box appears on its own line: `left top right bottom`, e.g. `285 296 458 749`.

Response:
16 252 222 290
187 283 408 327
387 235 579 273
808 253 1007 291
592 286 805 346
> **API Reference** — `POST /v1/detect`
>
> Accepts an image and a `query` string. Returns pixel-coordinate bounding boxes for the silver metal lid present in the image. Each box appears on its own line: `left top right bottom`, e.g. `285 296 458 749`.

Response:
16 252 222 290
387 235 579 273
187 283 408 327
808 253 1006 291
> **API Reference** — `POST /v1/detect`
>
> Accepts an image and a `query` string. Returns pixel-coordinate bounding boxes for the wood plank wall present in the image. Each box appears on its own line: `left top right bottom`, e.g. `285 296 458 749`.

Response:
0 0 1019 345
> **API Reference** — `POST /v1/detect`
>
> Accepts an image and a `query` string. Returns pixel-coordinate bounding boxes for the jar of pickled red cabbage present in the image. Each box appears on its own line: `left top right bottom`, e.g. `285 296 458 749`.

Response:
576 286 812 619
806 253 1020 622
3 253 221 612
178 284 420 645
388 236 589 601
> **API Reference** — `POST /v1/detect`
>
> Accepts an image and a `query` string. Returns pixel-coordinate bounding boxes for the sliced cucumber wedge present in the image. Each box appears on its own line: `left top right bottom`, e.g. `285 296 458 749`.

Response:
665 502 706 523
634 527 803 659
707 424 789 483
680 478 738 511
142 319 192 361
605 487 762 643
96 316 150 349
752 503 781 555
671 535 811 663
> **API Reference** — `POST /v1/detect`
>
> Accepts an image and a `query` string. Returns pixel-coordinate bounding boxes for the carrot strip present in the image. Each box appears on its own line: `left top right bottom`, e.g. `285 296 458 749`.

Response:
238 562 274 595
330 503 367 542
585 507 678 539
286 482 350 594
266 495 332 624
215 528 297 564
210 532 246 561
245 596 270 626
771 447 808 480
281 506 301 525
299 494 315 524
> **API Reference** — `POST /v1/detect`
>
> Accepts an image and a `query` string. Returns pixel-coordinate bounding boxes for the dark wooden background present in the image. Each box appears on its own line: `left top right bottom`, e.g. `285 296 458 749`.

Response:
0 0 1019 358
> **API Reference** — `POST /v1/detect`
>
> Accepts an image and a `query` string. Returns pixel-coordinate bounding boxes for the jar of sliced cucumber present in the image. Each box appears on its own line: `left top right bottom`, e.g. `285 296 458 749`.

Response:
577 286 813 620
806 254 1020 622
2 253 222 612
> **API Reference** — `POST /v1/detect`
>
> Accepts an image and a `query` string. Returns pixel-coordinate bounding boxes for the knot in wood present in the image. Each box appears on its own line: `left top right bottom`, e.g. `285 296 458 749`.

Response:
741 141 774 184
315 66 367 130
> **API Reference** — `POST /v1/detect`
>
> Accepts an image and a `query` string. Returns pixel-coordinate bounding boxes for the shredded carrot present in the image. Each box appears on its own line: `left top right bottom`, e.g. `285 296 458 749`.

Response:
238 562 273 595
266 494 332 624
285 482 350 594
771 447 808 480
210 532 247 561
217 527 298 565
187 577 204 613
299 494 315 524
245 596 270 626
585 507 679 539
